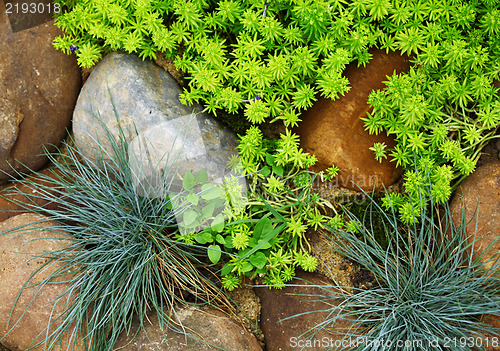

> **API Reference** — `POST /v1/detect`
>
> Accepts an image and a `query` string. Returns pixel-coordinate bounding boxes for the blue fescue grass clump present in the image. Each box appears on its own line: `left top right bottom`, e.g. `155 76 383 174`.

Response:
0 112 232 350
296 181 500 351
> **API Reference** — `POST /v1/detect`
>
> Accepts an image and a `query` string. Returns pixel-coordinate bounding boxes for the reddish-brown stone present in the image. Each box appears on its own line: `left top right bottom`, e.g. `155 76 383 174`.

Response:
296 49 409 191
0 168 63 222
0 2 81 180
478 315 500 351
450 161 500 269
254 271 355 351
450 162 500 348
0 214 83 351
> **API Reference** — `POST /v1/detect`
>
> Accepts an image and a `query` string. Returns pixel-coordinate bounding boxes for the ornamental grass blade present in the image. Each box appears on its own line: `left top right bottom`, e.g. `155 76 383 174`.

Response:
283 173 500 351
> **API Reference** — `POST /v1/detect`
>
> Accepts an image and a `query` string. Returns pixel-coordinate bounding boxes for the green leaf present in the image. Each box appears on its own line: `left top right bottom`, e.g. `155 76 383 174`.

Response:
215 234 226 245
265 153 275 166
260 241 272 249
221 263 233 276
249 252 267 269
211 213 225 233
260 166 271 176
211 198 226 210
253 217 273 241
186 193 199 206
247 237 257 247
183 170 195 189
272 165 284 177
202 201 216 218
224 238 234 249
241 261 254 273
195 169 209 183
208 244 221 264
195 231 214 244
183 209 198 226
201 186 224 200
241 222 287 260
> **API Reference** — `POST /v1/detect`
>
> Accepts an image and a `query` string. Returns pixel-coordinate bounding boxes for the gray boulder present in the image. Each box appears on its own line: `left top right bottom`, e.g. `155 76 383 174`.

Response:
72 52 241 197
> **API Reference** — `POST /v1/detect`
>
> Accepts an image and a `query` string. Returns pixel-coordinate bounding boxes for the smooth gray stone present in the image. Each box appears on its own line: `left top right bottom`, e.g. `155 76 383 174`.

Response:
72 52 240 194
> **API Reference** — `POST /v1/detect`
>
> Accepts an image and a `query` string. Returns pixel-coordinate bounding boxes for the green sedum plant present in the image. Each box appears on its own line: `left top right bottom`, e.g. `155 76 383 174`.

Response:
52 0 356 127
294 178 500 350
53 0 500 223
360 0 500 221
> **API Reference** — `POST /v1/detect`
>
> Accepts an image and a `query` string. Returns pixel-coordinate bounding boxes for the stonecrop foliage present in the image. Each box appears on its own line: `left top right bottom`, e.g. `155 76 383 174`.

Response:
363 0 500 220
297 182 500 351
53 0 500 222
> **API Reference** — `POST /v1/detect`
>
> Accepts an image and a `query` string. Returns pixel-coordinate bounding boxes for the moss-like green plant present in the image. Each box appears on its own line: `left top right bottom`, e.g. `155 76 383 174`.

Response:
291 179 500 350
361 0 500 221
0 110 233 350
53 0 500 222
52 0 354 126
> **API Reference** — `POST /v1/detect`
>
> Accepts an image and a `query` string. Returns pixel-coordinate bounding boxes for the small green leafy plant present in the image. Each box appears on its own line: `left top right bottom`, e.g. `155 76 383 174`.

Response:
0 112 232 351
172 167 246 266
174 125 334 290
225 126 330 288
295 178 500 350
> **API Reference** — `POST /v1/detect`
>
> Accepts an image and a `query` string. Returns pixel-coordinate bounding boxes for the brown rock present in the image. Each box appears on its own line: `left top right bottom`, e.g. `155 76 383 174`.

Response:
450 162 500 345
114 305 262 350
227 285 263 343
0 213 82 351
479 315 500 351
450 161 500 268
0 1 81 180
0 168 63 222
296 49 409 191
0 343 11 351
254 271 355 351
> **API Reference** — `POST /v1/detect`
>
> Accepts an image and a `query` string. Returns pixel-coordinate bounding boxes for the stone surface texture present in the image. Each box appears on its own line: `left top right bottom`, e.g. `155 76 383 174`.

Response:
227 284 263 343
0 168 63 222
72 52 239 191
308 229 376 290
450 161 500 268
296 49 409 191
254 271 354 351
0 3 81 180
0 214 82 351
114 305 262 350
450 162 500 348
